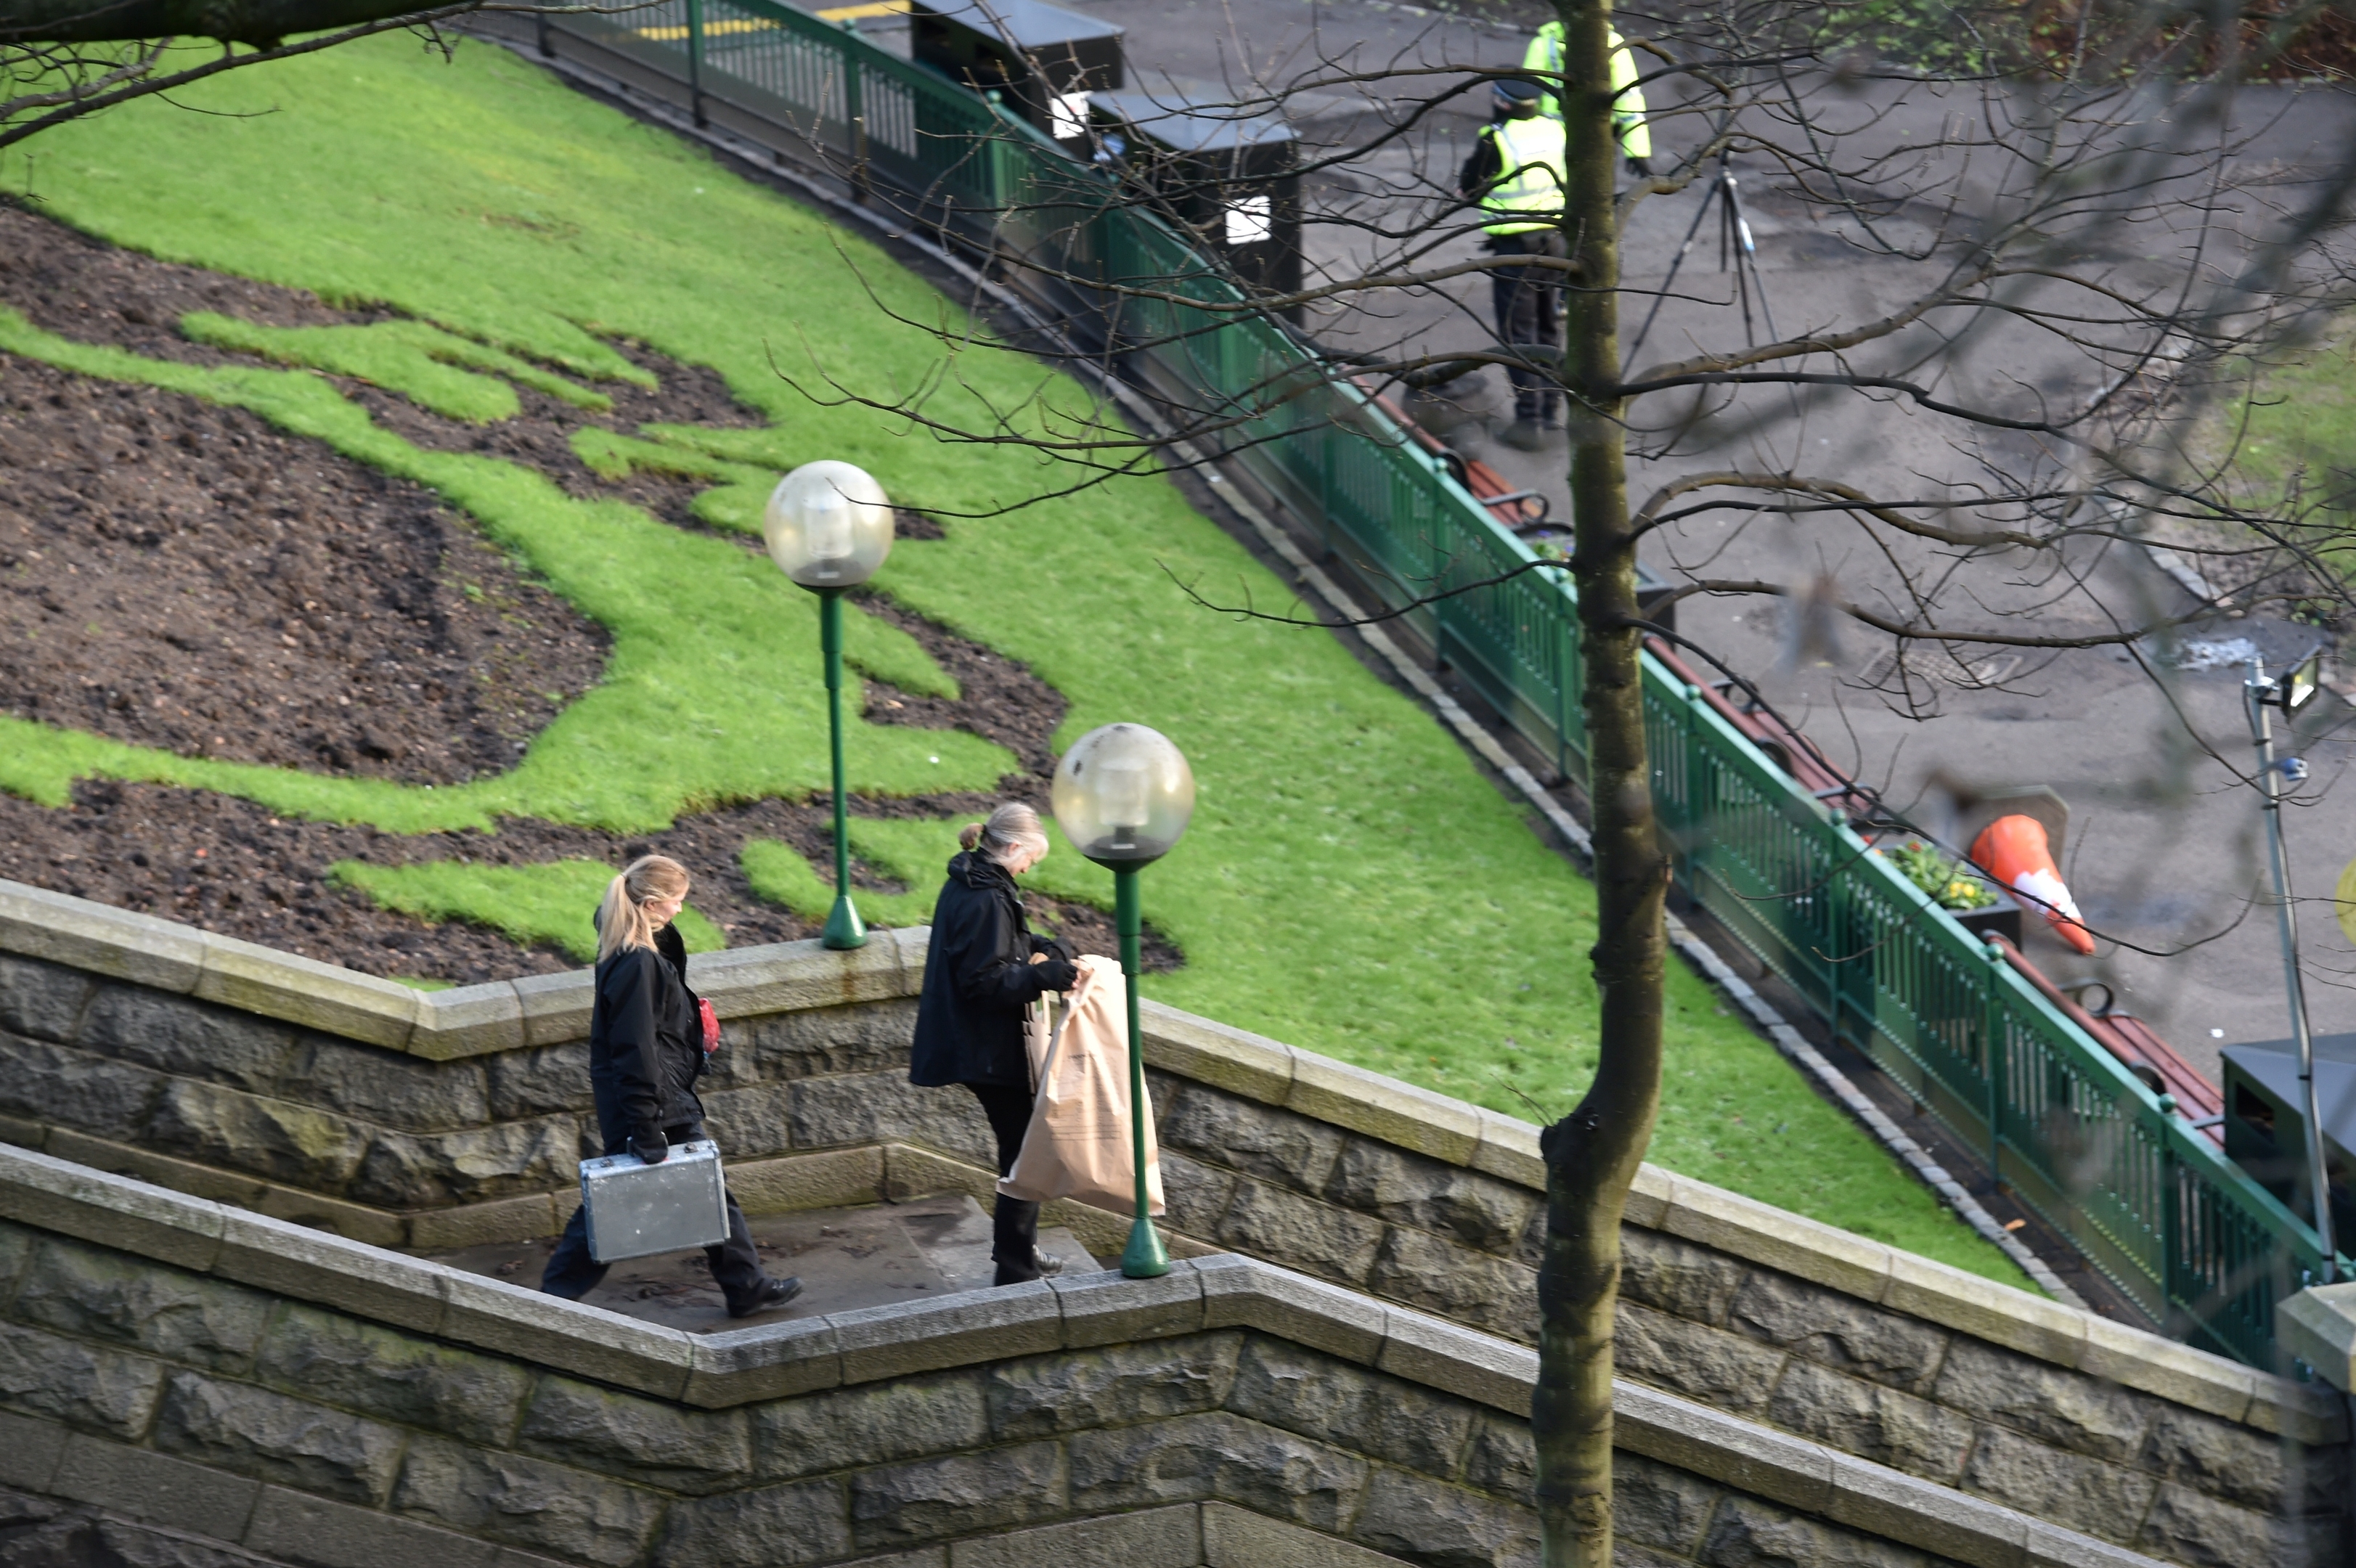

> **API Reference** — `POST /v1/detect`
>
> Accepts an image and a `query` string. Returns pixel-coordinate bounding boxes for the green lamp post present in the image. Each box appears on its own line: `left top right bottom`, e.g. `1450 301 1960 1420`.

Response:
1051 722 1195 1278
763 460 896 951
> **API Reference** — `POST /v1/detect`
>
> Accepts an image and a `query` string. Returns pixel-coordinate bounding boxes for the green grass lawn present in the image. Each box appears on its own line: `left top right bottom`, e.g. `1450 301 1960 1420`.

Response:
330 859 727 961
2198 331 2356 589
0 36 2029 1283
2217 333 2356 494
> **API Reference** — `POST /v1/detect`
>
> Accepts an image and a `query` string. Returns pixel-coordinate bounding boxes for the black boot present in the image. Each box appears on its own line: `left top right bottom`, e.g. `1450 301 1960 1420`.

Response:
727 1275 804 1318
992 1194 1043 1285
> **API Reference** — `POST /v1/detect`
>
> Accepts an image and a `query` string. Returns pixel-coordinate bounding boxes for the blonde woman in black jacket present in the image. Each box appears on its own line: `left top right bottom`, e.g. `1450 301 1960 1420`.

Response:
539 854 802 1317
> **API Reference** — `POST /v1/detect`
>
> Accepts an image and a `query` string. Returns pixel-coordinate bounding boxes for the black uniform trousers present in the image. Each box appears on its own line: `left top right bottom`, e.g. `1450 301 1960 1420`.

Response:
1488 230 1563 424
967 1082 1042 1283
539 1120 767 1310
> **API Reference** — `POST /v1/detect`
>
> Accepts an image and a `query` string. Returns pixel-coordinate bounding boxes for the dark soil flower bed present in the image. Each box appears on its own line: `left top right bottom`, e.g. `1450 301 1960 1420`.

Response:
0 204 1165 983
0 353 608 782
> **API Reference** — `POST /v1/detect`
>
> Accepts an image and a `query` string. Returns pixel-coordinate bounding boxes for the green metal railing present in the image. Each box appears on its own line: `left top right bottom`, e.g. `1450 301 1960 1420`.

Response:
512 0 2336 1365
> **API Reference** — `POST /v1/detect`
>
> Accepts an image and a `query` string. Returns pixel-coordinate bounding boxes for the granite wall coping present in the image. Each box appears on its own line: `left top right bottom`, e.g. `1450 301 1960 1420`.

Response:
2278 1283 2356 1395
0 878 2337 1447
0 881 926 1062
0 1135 2173 1568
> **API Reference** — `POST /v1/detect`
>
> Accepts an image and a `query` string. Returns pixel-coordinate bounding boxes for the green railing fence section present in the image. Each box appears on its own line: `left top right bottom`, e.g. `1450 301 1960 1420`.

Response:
513 0 2335 1365
1644 676 2334 1363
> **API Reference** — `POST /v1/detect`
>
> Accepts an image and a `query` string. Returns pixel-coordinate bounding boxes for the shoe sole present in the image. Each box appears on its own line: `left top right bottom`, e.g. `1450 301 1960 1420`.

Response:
728 1280 804 1318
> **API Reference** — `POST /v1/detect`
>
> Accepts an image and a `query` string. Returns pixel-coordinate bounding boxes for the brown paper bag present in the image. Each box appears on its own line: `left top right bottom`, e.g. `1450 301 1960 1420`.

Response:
998 954 1165 1215
1023 992 1056 1091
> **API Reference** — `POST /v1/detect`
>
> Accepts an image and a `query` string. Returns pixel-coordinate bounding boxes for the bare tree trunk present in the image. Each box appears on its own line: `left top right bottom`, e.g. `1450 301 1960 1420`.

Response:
1533 0 1665 1561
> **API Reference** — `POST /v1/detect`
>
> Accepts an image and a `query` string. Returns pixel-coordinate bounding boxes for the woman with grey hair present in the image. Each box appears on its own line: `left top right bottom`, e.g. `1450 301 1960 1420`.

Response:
909 802 1077 1284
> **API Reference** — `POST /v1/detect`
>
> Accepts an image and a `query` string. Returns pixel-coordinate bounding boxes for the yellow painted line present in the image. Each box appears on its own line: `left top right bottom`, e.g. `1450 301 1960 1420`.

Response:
635 17 782 38
813 0 908 18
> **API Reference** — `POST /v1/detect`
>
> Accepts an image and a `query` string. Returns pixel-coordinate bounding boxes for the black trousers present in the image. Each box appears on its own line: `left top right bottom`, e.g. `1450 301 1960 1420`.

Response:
540 1121 768 1310
967 1082 1041 1283
1489 232 1562 423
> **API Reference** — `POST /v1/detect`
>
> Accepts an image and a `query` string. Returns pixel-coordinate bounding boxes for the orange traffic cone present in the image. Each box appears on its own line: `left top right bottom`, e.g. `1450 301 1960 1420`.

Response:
1971 814 2096 955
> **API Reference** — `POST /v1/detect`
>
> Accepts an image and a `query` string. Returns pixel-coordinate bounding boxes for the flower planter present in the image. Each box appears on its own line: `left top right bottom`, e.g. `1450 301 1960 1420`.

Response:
1864 834 2022 948
1947 887 2023 950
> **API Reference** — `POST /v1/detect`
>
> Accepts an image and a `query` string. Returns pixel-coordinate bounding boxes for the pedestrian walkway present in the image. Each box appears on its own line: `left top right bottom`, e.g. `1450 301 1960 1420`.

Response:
428 1195 1103 1331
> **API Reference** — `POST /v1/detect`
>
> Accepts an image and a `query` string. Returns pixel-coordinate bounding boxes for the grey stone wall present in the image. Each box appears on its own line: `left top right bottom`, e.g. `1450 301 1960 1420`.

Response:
0 1211 2029 1568
0 941 2344 1568
0 950 990 1246
1146 1077 2349 1568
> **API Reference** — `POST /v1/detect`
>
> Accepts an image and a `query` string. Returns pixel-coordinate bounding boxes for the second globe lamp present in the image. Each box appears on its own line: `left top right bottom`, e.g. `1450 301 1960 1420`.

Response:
1052 722 1195 1275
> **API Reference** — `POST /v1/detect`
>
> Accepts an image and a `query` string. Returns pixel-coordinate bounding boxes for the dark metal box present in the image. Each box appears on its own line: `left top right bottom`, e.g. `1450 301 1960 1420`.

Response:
911 0 1125 143
2222 1042 2356 1243
580 1138 730 1263
1087 91 1303 315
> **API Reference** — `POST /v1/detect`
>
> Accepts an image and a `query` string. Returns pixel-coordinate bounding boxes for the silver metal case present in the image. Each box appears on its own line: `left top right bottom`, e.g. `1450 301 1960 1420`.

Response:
579 1139 730 1263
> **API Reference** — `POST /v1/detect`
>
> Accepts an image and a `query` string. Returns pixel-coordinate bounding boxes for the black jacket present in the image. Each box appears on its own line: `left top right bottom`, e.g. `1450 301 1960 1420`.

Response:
1457 118 1511 200
589 922 709 1151
909 852 1072 1088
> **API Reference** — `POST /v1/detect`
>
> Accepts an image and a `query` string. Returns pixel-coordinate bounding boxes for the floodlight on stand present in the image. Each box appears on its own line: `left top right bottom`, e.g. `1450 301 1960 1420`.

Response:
2280 648 2325 713
763 460 897 950
1050 722 1195 1280
2246 651 2336 1276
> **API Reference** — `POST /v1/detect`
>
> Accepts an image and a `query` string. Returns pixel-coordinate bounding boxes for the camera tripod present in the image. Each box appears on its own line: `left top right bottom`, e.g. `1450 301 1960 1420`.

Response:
1622 155 1780 372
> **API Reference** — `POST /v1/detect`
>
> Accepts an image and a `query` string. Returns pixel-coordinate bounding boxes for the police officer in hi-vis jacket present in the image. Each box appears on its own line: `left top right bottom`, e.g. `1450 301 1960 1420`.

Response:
1457 78 1572 451
1523 16 1652 176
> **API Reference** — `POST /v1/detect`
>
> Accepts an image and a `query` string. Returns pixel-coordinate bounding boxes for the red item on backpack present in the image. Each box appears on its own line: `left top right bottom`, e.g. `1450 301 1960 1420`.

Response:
698 999 721 1054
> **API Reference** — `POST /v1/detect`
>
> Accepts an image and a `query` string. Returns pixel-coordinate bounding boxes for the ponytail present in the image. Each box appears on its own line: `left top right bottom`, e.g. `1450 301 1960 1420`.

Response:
595 854 692 964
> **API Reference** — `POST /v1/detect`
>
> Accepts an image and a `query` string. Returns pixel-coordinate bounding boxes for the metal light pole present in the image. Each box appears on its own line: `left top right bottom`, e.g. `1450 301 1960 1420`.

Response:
763 462 897 951
1052 722 1196 1278
2246 651 2333 1278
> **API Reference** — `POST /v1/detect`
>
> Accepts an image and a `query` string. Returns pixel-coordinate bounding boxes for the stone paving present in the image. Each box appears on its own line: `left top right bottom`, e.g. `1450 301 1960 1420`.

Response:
428 1194 1101 1333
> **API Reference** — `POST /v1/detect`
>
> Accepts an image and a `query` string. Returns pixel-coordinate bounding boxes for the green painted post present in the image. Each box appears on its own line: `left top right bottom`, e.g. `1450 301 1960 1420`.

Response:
1984 942 2006 1193
844 37 869 202
1115 866 1168 1278
818 589 865 950
1816 808 1842 1030
685 0 707 126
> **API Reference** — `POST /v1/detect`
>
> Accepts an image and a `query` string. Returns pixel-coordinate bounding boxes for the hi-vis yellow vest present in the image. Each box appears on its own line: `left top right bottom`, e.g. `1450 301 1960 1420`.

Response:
1524 20 1652 159
1478 115 1568 235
